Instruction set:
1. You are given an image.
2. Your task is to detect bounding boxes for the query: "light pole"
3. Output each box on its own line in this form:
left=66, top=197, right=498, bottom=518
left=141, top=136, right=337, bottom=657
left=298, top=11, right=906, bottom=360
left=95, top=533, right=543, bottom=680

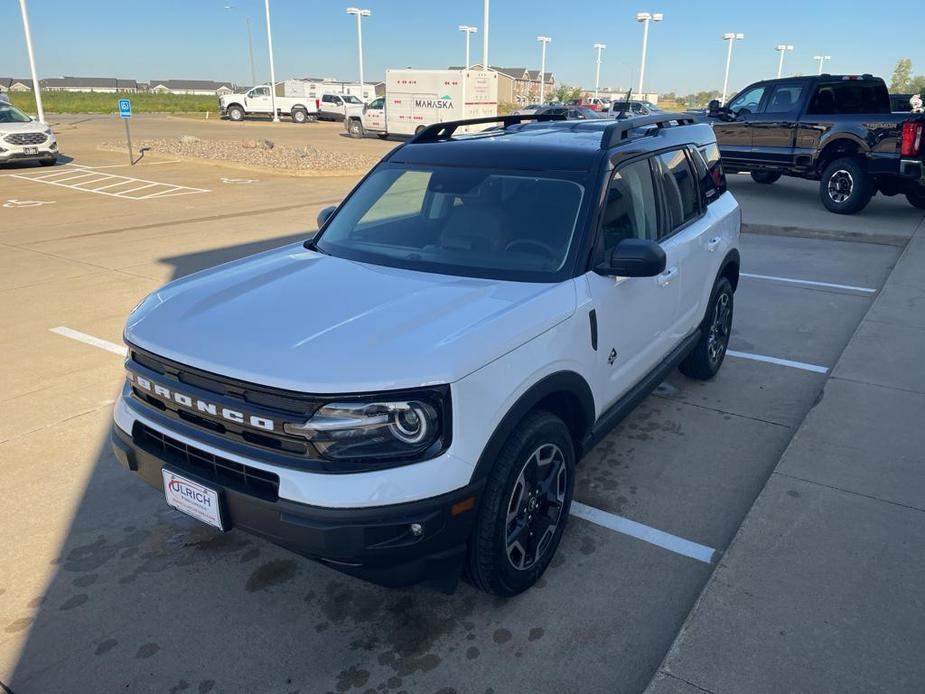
left=814, top=54, right=831, bottom=75
left=482, top=0, right=490, bottom=68
left=775, top=44, right=793, bottom=79
left=721, top=32, right=744, bottom=104
left=635, top=12, right=662, bottom=97
left=593, top=43, right=606, bottom=101
left=347, top=7, right=371, bottom=98
left=264, top=0, right=279, bottom=122
left=536, top=36, right=551, bottom=104
left=18, top=0, right=44, bottom=123
left=459, top=25, right=477, bottom=68
left=224, top=6, right=258, bottom=88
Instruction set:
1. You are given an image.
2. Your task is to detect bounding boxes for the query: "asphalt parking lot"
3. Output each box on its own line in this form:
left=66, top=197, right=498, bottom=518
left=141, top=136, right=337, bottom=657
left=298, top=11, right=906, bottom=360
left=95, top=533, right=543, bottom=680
left=0, top=115, right=913, bottom=693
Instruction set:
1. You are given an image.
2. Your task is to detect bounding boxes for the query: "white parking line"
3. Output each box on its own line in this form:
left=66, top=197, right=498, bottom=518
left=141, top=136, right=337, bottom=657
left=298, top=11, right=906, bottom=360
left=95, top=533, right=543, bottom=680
left=742, top=272, right=876, bottom=294
left=49, top=326, right=127, bottom=356
left=8, top=169, right=209, bottom=200
left=570, top=502, right=716, bottom=563
left=727, top=350, right=828, bottom=374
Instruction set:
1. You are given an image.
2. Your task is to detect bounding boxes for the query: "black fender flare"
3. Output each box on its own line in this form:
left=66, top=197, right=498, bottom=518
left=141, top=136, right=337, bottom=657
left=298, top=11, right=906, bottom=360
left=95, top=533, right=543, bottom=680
left=719, top=248, right=740, bottom=291
left=470, top=371, right=596, bottom=484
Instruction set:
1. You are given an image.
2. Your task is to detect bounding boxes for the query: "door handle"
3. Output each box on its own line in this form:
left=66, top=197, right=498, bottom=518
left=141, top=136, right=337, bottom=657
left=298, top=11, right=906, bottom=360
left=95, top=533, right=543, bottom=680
left=657, top=267, right=678, bottom=287
left=706, top=237, right=721, bottom=252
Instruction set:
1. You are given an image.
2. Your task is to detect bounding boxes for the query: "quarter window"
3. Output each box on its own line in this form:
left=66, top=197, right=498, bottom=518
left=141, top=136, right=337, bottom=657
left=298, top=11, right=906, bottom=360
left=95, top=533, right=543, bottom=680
left=601, top=159, right=658, bottom=250
left=655, top=150, right=700, bottom=233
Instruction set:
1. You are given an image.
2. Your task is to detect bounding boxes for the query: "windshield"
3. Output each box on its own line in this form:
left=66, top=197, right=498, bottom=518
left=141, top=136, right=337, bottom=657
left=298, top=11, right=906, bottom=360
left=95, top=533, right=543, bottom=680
left=316, top=165, right=587, bottom=281
left=343, top=95, right=363, bottom=104
left=0, top=104, right=32, bottom=124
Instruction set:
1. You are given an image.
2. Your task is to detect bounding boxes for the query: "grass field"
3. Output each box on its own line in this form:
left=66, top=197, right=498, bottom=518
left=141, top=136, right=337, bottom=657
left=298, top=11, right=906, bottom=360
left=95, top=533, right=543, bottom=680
left=8, top=91, right=218, bottom=115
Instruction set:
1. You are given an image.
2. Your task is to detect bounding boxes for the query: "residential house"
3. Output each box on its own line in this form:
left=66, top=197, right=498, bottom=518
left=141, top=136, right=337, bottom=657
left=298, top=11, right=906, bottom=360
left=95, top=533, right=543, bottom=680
left=0, top=78, right=34, bottom=92
left=149, top=80, right=236, bottom=96
left=42, top=77, right=138, bottom=92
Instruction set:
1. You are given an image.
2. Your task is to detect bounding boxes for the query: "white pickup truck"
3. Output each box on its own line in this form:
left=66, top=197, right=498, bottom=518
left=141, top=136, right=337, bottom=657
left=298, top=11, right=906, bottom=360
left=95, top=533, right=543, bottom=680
left=219, top=85, right=320, bottom=124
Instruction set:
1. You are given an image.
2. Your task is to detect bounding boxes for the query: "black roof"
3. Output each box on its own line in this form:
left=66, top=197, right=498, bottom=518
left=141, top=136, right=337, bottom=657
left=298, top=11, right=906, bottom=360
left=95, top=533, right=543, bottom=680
left=387, top=115, right=714, bottom=173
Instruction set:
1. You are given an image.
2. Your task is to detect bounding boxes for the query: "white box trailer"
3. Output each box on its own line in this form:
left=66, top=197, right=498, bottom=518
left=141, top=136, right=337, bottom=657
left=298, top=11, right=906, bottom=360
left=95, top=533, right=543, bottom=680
left=282, top=80, right=376, bottom=103
left=345, top=69, right=498, bottom=138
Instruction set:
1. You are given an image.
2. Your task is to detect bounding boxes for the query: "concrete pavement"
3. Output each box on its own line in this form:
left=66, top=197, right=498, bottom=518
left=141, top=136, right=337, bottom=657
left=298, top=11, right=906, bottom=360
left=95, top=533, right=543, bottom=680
left=647, top=217, right=925, bottom=693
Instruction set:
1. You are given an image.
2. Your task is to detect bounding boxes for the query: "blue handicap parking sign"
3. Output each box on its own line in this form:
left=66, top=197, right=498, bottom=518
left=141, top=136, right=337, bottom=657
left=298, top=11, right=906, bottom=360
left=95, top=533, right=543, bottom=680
left=118, top=99, right=132, bottom=118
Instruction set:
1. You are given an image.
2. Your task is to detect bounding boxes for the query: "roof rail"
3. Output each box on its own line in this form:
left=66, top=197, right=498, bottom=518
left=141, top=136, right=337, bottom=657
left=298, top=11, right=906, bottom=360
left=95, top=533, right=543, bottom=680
left=600, top=113, right=697, bottom=149
left=409, top=113, right=567, bottom=143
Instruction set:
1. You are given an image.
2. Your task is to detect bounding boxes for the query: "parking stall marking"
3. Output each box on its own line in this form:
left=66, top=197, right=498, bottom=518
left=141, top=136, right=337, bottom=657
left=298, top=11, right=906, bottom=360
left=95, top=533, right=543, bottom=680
left=727, top=350, right=829, bottom=374
left=7, top=167, right=209, bottom=200
left=49, top=324, right=721, bottom=565
left=742, top=272, right=876, bottom=294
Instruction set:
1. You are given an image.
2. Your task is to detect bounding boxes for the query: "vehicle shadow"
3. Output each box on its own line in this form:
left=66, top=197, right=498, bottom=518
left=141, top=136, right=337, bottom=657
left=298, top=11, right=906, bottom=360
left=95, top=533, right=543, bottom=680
left=0, top=153, right=75, bottom=170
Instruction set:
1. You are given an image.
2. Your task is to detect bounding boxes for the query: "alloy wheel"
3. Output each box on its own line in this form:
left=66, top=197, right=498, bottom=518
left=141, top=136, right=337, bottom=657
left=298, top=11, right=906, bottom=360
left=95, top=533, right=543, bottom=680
left=827, top=169, right=854, bottom=204
left=707, top=292, right=731, bottom=364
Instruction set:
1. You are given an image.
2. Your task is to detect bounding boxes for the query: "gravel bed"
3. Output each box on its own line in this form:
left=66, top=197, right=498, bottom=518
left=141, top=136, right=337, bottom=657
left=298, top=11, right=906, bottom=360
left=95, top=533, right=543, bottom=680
left=99, top=135, right=379, bottom=173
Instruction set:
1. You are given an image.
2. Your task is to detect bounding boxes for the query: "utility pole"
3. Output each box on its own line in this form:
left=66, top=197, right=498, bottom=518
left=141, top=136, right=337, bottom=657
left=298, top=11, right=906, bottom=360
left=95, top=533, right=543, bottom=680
left=635, top=12, right=663, bottom=97
left=721, top=32, right=744, bottom=104
left=347, top=8, right=371, bottom=96
left=775, top=44, right=793, bottom=79
left=593, top=43, right=606, bottom=101
left=814, top=54, right=831, bottom=75
left=264, top=0, right=279, bottom=122
left=482, top=0, right=490, bottom=68
left=459, top=25, right=477, bottom=68
left=18, top=0, right=45, bottom=123
left=537, top=36, right=551, bottom=104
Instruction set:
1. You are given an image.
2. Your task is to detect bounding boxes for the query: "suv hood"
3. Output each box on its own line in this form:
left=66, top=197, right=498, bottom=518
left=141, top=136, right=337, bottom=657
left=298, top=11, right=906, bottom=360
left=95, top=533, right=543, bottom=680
left=126, top=244, right=577, bottom=393
left=0, top=121, right=49, bottom=135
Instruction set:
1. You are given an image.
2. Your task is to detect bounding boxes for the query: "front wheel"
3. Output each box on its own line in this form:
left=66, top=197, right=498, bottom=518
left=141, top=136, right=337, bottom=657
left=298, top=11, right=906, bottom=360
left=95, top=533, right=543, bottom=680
left=679, top=277, right=734, bottom=380
left=466, top=411, right=575, bottom=596
left=291, top=108, right=308, bottom=124
left=227, top=105, right=245, bottom=122
left=750, top=171, right=781, bottom=184
left=906, top=188, right=925, bottom=209
left=819, top=157, right=873, bottom=214
left=347, top=118, right=365, bottom=138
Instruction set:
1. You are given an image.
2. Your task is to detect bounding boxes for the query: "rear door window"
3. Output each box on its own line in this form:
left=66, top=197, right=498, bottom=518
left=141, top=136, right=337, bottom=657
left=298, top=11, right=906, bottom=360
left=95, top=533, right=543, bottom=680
left=694, top=143, right=727, bottom=204
left=763, top=84, right=804, bottom=113
left=654, top=150, right=700, bottom=235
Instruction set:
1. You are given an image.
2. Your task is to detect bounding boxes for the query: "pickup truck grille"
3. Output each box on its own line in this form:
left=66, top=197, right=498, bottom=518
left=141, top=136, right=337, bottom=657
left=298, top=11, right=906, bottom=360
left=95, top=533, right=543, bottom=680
left=4, top=132, right=47, bottom=145
left=127, top=345, right=324, bottom=460
left=134, top=422, right=280, bottom=501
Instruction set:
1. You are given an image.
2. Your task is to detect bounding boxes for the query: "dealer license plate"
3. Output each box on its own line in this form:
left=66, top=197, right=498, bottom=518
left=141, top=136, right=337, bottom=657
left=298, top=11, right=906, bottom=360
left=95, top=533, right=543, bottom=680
left=23, top=147, right=38, bottom=155
left=162, top=469, right=224, bottom=530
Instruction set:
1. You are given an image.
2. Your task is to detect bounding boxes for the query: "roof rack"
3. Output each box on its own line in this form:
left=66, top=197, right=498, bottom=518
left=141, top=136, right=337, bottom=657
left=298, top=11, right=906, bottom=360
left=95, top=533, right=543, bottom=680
left=409, top=113, right=567, bottom=143
left=599, top=113, right=697, bottom=149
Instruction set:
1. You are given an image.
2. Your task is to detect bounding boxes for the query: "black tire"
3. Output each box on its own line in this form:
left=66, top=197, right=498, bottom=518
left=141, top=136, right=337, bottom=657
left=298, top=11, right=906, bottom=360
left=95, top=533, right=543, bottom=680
left=227, top=105, right=245, bottom=122
left=750, top=171, right=781, bottom=184
left=906, top=189, right=925, bottom=209
left=679, top=277, right=734, bottom=381
left=819, top=157, right=873, bottom=214
left=466, top=411, right=575, bottom=596
left=291, top=108, right=308, bottom=124
left=347, top=118, right=365, bottom=138
left=39, top=158, right=57, bottom=167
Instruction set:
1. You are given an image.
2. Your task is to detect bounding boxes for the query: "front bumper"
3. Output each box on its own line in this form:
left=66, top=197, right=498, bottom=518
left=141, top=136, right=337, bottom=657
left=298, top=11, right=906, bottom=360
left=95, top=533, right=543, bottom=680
left=0, top=139, right=57, bottom=163
left=111, top=423, right=482, bottom=588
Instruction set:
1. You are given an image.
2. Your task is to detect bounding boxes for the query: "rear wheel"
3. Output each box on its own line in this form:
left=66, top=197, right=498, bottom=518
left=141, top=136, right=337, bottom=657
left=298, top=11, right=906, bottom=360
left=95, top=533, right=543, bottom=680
left=227, top=105, right=245, bottom=122
left=466, top=411, right=575, bottom=596
left=291, top=108, right=308, bottom=124
left=750, top=171, right=781, bottom=184
left=819, top=157, right=873, bottom=214
left=906, top=188, right=925, bottom=209
left=347, top=118, right=365, bottom=138
left=679, top=277, right=734, bottom=380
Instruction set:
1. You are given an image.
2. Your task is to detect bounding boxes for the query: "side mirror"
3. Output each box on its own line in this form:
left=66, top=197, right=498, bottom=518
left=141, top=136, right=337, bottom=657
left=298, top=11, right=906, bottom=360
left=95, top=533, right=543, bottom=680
left=707, top=99, right=721, bottom=117
left=316, top=205, right=336, bottom=229
left=594, top=239, right=666, bottom=278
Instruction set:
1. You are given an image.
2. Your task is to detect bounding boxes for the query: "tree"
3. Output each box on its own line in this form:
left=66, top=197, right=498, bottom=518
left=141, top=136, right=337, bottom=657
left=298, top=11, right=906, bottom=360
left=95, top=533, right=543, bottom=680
left=891, top=58, right=913, bottom=92
left=553, top=84, right=582, bottom=103
left=911, top=75, right=925, bottom=94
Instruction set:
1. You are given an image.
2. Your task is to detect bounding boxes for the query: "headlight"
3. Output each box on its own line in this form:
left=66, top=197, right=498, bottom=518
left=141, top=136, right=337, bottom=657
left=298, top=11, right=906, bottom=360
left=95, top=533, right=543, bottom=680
left=284, top=389, right=449, bottom=462
left=43, top=127, right=52, bottom=135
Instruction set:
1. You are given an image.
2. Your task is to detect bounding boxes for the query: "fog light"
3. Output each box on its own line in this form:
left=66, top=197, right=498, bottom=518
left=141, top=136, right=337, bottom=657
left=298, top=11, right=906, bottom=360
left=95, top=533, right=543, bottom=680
left=409, top=523, right=424, bottom=537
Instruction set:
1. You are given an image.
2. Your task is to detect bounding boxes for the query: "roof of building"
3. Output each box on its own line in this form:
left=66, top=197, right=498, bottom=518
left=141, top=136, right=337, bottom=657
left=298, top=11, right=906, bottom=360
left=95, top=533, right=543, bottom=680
left=0, top=78, right=33, bottom=87
left=150, top=80, right=234, bottom=90
left=42, top=77, right=139, bottom=89
left=525, top=70, right=555, bottom=84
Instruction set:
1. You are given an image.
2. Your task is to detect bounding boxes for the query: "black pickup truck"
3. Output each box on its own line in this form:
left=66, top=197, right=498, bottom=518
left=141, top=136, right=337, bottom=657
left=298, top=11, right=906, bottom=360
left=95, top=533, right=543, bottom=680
left=708, top=75, right=925, bottom=214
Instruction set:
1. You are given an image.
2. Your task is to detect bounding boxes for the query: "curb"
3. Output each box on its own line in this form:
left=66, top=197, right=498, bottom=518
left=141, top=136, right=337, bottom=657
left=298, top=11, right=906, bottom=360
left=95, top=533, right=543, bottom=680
left=741, top=221, right=909, bottom=246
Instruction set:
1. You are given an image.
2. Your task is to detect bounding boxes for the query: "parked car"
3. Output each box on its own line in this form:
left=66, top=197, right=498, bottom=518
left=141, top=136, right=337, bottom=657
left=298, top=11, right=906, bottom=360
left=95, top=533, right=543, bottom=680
left=603, top=100, right=663, bottom=118
left=0, top=102, right=58, bottom=166
left=219, top=85, right=319, bottom=124
left=112, top=112, right=740, bottom=596
left=567, top=97, right=607, bottom=111
left=514, top=104, right=544, bottom=116
left=709, top=75, right=925, bottom=212
left=535, top=106, right=604, bottom=120
left=318, top=93, right=365, bottom=122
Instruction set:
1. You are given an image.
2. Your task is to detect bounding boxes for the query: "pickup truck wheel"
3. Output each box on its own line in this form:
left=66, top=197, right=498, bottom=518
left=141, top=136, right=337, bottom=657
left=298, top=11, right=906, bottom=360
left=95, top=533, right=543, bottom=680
left=750, top=171, right=781, bottom=184
left=679, top=277, right=734, bottom=381
left=227, top=105, right=245, bottom=122
left=291, top=108, right=308, bottom=124
left=466, top=411, right=575, bottom=596
left=348, top=119, right=365, bottom=138
left=906, top=189, right=925, bottom=209
left=820, top=158, right=873, bottom=214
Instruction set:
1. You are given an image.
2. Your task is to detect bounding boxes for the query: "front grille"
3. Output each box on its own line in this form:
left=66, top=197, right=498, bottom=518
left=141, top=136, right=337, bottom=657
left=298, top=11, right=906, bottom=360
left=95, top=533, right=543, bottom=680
left=4, top=132, right=48, bottom=145
left=135, top=422, right=280, bottom=501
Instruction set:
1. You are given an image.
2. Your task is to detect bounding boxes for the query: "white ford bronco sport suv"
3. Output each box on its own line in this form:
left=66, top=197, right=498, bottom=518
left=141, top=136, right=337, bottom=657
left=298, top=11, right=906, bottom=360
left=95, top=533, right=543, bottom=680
left=112, top=113, right=740, bottom=596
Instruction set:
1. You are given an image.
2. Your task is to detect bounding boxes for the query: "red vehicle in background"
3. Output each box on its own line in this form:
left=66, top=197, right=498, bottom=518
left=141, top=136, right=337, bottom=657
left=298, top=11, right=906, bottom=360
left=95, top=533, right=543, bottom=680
left=567, top=97, right=608, bottom=111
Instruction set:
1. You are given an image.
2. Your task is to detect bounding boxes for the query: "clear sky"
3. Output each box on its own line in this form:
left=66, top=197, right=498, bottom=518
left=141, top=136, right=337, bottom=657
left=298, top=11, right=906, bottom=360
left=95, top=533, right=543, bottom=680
left=2, top=0, right=923, bottom=95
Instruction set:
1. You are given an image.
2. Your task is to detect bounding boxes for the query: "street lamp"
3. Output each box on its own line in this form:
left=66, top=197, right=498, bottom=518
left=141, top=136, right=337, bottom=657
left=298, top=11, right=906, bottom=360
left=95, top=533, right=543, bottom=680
left=482, top=0, right=490, bottom=68
left=17, top=0, right=44, bottom=123
left=536, top=36, right=551, bottom=104
left=721, top=32, right=745, bottom=104
left=814, top=54, right=831, bottom=75
left=346, top=8, right=371, bottom=99
left=635, top=12, right=662, bottom=97
left=459, top=25, right=477, bottom=68
left=775, top=44, right=794, bottom=79
left=264, top=0, right=279, bottom=122
left=225, top=5, right=257, bottom=88
left=593, top=43, right=606, bottom=101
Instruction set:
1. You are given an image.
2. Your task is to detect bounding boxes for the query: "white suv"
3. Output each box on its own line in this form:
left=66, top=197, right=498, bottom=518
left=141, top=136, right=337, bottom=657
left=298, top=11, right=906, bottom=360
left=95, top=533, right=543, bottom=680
left=0, top=102, right=58, bottom=166
left=112, top=113, right=740, bottom=596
